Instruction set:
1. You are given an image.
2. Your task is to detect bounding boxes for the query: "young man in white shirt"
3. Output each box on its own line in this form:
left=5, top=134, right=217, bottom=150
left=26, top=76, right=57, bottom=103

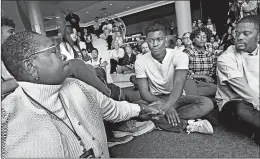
left=135, top=21, right=214, bottom=134
left=216, top=15, right=260, bottom=145
left=1, top=31, right=163, bottom=158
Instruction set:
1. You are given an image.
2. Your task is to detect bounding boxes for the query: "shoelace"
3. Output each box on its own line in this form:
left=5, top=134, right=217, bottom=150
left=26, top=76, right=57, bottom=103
left=186, top=121, right=203, bottom=135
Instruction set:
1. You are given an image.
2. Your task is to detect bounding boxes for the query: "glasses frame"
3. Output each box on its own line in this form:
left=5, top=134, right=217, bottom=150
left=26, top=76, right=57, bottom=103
left=25, top=44, right=61, bottom=59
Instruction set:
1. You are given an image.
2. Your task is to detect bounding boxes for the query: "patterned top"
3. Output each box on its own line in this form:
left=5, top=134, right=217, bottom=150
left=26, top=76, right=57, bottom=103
left=183, top=45, right=216, bottom=77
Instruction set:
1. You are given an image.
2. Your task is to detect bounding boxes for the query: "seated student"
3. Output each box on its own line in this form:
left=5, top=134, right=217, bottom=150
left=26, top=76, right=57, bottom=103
left=173, top=38, right=185, bottom=51
left=60, top=26, right=91, bottom=61
left=109, top=41, right=125, bottom=74
left=216, top=15, right=260, bottom=145
left=117, top=45, right=136, bottom=74
left=135, top=21, right=214, bottom=134
left=112, top=31, right=124, bottom=47
left=183, top=27, right=217, bottom=97
left=223, top=27, right=236, bottom=51
left=206, top=36, right=219, bottom=52
left=81, top=27, right=94, bottom=52
left=1, top=31, right=163, bottom=158
left=131, top=41, right=151, bottom=90
left=87, top=48, right=108, bottom=69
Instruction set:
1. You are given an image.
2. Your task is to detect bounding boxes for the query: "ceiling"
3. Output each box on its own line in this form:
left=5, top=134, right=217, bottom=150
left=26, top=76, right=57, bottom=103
left=41, top=1, right=160, bottom=23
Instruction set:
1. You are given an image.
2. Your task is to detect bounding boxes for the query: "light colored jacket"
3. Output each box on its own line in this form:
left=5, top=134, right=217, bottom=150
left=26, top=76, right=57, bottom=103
left=1, top=78, right=140, bottom=158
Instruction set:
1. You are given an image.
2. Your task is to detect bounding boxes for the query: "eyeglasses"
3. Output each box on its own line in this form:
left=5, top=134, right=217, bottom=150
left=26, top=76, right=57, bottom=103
left=25, top=44, right=61, bottom=59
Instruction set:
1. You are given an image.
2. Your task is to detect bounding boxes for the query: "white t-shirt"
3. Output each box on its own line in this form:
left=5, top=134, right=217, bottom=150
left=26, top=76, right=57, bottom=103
left=135, top=48, right=189, bottom=95
left=174, top=45, right=185, bottom=51
left=86, top=56, right=105, bottom=67
left=109, top=48, right=125, bottom=61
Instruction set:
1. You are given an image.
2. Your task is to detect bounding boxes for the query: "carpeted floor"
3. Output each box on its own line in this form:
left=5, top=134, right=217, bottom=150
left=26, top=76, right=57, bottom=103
left=109, top=86, right=260, bottom=158
left=110, top=108, right=260, bottom=158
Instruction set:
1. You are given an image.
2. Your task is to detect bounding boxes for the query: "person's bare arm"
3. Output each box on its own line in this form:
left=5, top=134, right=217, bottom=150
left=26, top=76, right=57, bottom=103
left=164, top=70, right=188, bottom=110
left=136, top=78, right=165, bottom=103
left=1, top=79, right=18, bottom=95
left=100, top=61, right=108, bottom=67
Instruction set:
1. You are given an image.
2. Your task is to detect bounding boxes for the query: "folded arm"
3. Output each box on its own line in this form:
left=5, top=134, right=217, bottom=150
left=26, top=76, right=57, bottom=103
left=226, top=77, right=259, bottom=110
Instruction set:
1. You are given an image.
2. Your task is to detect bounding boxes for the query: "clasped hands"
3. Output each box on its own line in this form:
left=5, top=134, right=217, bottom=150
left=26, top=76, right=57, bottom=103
left=139, top=101, right=181, bottom=126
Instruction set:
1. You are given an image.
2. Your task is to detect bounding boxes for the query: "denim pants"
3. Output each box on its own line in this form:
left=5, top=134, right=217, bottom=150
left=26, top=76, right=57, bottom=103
left=156, top=95, right=214, bottom=119
left=136, top=95, right=214, bottom=132
left=220, top=100, right=260, bottom=132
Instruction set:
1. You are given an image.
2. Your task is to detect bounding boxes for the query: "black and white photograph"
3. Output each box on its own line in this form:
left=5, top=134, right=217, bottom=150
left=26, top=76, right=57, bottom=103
left=1, top=0, right=259, bottom=158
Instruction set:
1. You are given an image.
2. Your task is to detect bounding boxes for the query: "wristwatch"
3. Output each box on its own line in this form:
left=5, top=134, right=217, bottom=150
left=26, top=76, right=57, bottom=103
left=139, top=104, right=146, bottom=115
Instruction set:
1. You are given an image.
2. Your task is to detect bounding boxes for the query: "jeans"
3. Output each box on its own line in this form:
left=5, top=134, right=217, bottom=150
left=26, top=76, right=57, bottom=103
left=156, top=95, right=214, bottom=119
left=220, top=100, right=260, bottom=130
left=136, top=95, right=214, bottom=132
left=110, top=59, right=118, bottom=73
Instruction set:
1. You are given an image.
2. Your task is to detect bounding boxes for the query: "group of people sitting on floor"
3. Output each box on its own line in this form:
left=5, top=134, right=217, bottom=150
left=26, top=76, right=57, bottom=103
left=1, top=14, right=259, bottom=158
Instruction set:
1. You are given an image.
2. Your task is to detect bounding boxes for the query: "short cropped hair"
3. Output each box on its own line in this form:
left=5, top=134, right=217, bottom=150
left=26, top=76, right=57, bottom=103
left=1, top=16, right=15, bottom=28
left=190, top=27, right=212, bottom=41
left=1, top=31, right=41, bottom=80
left=237, top=15, right=259, bottom=33
left=144, top=21, right=166, bottom=36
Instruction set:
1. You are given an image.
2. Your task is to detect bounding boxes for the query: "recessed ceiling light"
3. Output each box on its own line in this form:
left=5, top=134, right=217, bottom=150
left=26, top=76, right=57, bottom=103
left=86, top=12, right=89, bottom=13
left=109, top=4, right=112, bottom=5
left=127, top=7, right=130, bottom=9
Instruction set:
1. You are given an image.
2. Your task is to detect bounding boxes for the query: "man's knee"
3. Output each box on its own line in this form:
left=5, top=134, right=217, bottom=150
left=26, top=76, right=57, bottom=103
left=197, top=96, right=214, bottom=114
left=235, top=101, right=255, bottom=118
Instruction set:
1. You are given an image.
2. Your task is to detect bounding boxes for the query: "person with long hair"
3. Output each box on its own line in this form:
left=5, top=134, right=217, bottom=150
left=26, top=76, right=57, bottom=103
left=81, top=27, right=94, bottom=52
left=60, top=26, right=91, bottom=61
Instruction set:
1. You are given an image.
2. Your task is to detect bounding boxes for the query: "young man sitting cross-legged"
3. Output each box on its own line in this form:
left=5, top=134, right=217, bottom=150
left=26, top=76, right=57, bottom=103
left=135, top=21, right=215, bottom=134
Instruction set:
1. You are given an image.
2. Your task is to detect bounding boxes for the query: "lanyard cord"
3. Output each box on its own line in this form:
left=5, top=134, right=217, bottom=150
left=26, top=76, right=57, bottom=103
left=21, top=89, right=87, bottom=153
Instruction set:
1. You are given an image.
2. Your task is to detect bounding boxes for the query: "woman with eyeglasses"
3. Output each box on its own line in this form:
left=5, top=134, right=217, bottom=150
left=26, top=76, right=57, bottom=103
left=183, top=28, right=217, bottom=97
left=60, top=26, right=91, bottom=61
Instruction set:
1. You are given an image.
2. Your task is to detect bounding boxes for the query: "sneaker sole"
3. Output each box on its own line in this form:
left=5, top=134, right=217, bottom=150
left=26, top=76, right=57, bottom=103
left=113, top=131, right=134, bottom=138
left=107, top=136, right=134, bottom=148
left=133, top=121, right=156, bottom=137
left=202, top=120, right=214, bottom=134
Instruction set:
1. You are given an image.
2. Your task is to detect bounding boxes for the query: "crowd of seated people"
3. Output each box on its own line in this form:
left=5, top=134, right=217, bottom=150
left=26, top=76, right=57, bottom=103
left=1, top=11, right=259, bottom=158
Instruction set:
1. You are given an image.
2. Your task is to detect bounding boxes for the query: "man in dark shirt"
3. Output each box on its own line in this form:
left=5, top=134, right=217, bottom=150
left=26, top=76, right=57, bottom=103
left=65, top=9, right=80, bottom=31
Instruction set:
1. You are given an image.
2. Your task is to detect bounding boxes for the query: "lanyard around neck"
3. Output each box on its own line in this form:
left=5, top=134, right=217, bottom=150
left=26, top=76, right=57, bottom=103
left=21, top=89, right=87, bottom=153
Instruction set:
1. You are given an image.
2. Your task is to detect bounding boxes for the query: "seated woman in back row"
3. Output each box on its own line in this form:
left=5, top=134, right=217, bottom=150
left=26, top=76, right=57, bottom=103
left=60, top=26, right=91, bottom=61
left=183, top=27, right=217, bottom=97
left=117, top=45, right=136, bottom=74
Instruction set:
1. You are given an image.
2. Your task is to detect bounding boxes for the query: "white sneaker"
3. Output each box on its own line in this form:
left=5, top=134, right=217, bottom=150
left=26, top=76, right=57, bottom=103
left=186, top=119, right=214, bottom=135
